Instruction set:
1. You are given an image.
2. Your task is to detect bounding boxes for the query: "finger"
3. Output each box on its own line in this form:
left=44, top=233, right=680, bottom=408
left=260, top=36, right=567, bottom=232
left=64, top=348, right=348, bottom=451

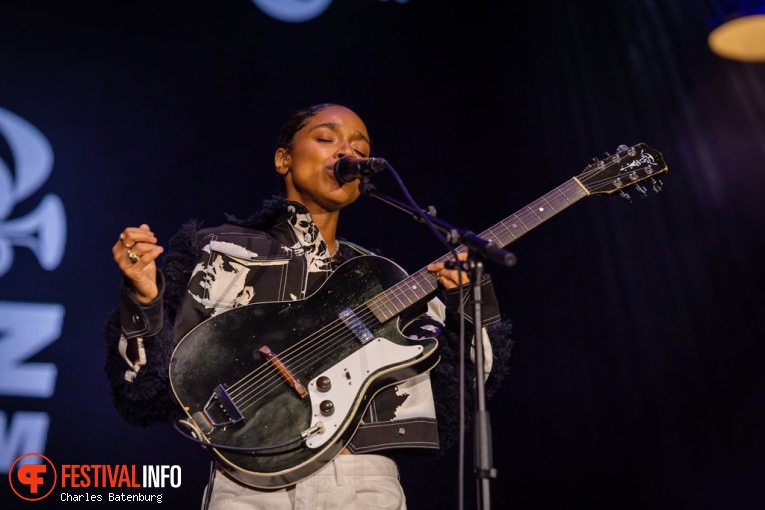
left=118, top=225, right=158, bottom=250
left=428, top=252, right=472, bottom=288
left=431, top=265, right=471, bottom=286
left=436, top=274, right=459, bottom=289
left=129, top=244, right=164, bottom=264
left=427, top=252, right=467, bottom=269
left=427, top=262, right=445, bottom=273
left=443, top=270, right=469, bottom=287
left=121, top=246, right=164, bottom=273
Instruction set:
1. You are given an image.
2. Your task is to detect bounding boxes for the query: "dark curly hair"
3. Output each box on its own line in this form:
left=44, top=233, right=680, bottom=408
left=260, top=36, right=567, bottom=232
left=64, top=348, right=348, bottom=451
left=276, top=103, right=340, bottom=151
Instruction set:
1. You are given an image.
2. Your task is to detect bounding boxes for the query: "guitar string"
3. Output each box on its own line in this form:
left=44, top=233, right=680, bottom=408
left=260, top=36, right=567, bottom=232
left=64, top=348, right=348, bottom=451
left=225, top=183, right=586, bottom=410
left=229, top=264, right=452, bottom=411
left=226, top=314, right=355, bottom=398
left=194, top=158, right=661, bottom=434
left=225, top=282, right=412, bottom=407
left=227, top=264, right=445, bottom=410
left=254, top=156, right=659, bottom=378
left=223, top=245, right=457, bottom=404
left=231, top=297, right=430, bottom=413
left=227, top=262, right=446, bottom=411
left=229, top=256, right=472, bottom=410
left=224, top=182, right=586, bottom=411
left=225, top=178, right=617, bottom=417
left=233, top=319, right=357, bottom=398
left=220, top=169, right=626, bottom=413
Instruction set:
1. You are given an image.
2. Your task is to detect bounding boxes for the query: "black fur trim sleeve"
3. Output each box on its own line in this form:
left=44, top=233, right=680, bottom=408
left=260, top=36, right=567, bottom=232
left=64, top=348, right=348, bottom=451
left=428, top=318, right=514, bottom=456
left=441, top=275, right=502, bottom=326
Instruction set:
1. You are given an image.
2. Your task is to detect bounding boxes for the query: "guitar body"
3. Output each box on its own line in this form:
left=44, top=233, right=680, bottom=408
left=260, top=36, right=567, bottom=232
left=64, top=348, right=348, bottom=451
left=169, top=255, right=440, bottom=489
left=168, top=142, right=667, bottom=489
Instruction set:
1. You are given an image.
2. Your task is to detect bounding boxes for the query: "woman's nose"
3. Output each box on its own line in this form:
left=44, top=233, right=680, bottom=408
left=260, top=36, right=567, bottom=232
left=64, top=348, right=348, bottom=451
left=335, top=140, right=355, bottom=158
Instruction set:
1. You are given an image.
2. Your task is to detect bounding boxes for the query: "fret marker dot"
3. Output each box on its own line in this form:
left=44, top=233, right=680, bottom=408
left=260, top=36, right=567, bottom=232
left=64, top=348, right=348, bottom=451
left=538, top=207, right=544, bottom=212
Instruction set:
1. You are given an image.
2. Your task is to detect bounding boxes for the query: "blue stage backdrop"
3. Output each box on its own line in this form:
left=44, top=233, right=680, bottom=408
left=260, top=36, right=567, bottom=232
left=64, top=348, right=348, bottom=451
left=2, top=1, right=764, bottom=508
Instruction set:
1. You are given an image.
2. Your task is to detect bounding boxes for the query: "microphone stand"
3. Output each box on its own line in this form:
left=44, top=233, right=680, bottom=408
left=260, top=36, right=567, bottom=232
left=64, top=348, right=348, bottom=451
left=360, top=181, right=513, bottom=510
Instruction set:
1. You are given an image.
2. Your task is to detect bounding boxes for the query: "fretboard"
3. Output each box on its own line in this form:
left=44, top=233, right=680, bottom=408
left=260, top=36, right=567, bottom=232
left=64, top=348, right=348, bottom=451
left=366, top=178, right=588, bottom=322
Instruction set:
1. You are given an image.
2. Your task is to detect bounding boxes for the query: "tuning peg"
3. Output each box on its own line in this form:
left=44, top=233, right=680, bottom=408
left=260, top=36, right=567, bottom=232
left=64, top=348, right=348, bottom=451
left=590, top=156, right=606, bottom=169
left=619, top=190, right=632, bottom=202
left=651, top=178, right=663, bottom=193
left=635, top=184, right=648, bottom=199
left=616, top=144, right=637, bottom=156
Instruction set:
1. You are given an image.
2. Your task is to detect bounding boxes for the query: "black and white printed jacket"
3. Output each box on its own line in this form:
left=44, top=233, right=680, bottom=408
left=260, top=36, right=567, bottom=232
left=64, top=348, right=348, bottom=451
left=103, top=197, right=513, bottom=458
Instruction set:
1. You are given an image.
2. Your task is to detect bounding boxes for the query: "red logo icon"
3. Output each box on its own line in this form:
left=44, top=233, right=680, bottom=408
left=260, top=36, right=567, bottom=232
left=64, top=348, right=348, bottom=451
left=9, top=453, right=57, bottom=501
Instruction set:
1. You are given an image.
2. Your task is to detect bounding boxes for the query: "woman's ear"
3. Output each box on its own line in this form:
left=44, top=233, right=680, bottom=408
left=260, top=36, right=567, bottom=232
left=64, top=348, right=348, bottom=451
left=275, top=148, right=290, bottom=175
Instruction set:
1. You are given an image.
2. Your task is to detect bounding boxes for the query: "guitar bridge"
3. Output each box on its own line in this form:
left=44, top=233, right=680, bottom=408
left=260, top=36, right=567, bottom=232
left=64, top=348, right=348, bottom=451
left=193, top=384, right=244, bottom=434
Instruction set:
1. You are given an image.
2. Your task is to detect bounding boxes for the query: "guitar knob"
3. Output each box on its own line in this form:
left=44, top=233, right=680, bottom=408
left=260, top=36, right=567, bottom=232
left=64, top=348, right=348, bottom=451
left=320, top=400, right=335, bottom=416
left=316, top=376, right=332, bottom=392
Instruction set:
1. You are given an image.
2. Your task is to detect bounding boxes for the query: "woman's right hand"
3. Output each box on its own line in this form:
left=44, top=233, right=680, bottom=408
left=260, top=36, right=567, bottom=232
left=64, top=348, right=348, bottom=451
left=112, top=224, right=164, bottom=303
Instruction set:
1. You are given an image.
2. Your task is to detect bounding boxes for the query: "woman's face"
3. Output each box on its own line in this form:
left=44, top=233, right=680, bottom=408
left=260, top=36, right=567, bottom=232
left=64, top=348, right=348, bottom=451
left=276, top=105, right=371, bottom=214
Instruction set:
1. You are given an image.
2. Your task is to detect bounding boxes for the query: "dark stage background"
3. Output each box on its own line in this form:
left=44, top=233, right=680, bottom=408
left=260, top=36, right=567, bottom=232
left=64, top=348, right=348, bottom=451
left=2, top=1, right=764, bottom=508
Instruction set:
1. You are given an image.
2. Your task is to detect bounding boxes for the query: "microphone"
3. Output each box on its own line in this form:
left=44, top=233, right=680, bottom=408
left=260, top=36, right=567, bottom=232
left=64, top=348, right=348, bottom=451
left=333, top=156, right=387, bottom=183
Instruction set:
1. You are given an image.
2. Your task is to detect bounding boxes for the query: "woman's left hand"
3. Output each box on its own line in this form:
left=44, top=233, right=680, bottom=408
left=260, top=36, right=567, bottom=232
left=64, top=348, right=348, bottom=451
left=427, top=252, right=470, bottom=289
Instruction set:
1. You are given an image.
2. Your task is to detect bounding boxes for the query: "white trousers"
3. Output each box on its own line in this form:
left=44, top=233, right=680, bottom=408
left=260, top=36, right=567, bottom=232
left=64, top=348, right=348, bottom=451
left=204, top=454, right=406, bottom=510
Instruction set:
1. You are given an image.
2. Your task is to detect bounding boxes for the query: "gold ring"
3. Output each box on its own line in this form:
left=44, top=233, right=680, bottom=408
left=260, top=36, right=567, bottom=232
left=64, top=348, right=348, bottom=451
left=119, top=233, right=135, bottom=249
left=128, top=251, right=139, bottom=263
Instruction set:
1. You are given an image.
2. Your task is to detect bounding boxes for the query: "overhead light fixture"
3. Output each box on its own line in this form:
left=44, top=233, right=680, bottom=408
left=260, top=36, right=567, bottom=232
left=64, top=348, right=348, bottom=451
left=708, top=2, right=765, bottom=61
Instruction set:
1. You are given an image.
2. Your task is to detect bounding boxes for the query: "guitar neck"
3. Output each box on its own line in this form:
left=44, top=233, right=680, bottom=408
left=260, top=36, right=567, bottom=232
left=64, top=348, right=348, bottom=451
left=367, top=177, right=589, bottom=322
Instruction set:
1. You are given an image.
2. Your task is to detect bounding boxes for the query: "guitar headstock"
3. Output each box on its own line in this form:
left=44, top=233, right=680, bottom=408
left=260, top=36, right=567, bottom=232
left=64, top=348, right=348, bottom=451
left=576, top=143, right=667, bottom=200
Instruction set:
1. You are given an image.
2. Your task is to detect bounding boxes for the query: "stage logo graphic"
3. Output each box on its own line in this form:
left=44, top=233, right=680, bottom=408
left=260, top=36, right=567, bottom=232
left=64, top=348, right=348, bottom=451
left=8, top=453, right=57, bottom=501
left=0, top=107, right=66, bottom=479
left=0, top=107, right=66, bottom=276
left=251, top=0, right=332, bottom=22
left=251, top=0, right=410, bottom=23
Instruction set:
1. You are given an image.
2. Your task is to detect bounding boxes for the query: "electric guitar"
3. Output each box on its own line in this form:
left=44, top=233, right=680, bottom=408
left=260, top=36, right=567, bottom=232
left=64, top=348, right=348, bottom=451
left=169, top=143, right=667, bottom=489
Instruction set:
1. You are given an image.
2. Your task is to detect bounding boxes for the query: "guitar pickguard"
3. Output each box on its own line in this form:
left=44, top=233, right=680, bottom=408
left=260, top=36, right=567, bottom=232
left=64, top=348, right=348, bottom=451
left=305, top=337, right=425, bottom=448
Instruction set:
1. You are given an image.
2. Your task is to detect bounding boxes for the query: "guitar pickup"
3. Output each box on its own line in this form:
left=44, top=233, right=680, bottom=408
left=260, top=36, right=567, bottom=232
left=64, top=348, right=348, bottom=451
left=338, top=307, right=374, bottom=344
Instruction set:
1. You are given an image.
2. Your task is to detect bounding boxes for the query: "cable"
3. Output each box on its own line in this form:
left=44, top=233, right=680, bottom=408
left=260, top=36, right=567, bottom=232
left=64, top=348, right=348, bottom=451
left=172, top=419, right=305, bottom=453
